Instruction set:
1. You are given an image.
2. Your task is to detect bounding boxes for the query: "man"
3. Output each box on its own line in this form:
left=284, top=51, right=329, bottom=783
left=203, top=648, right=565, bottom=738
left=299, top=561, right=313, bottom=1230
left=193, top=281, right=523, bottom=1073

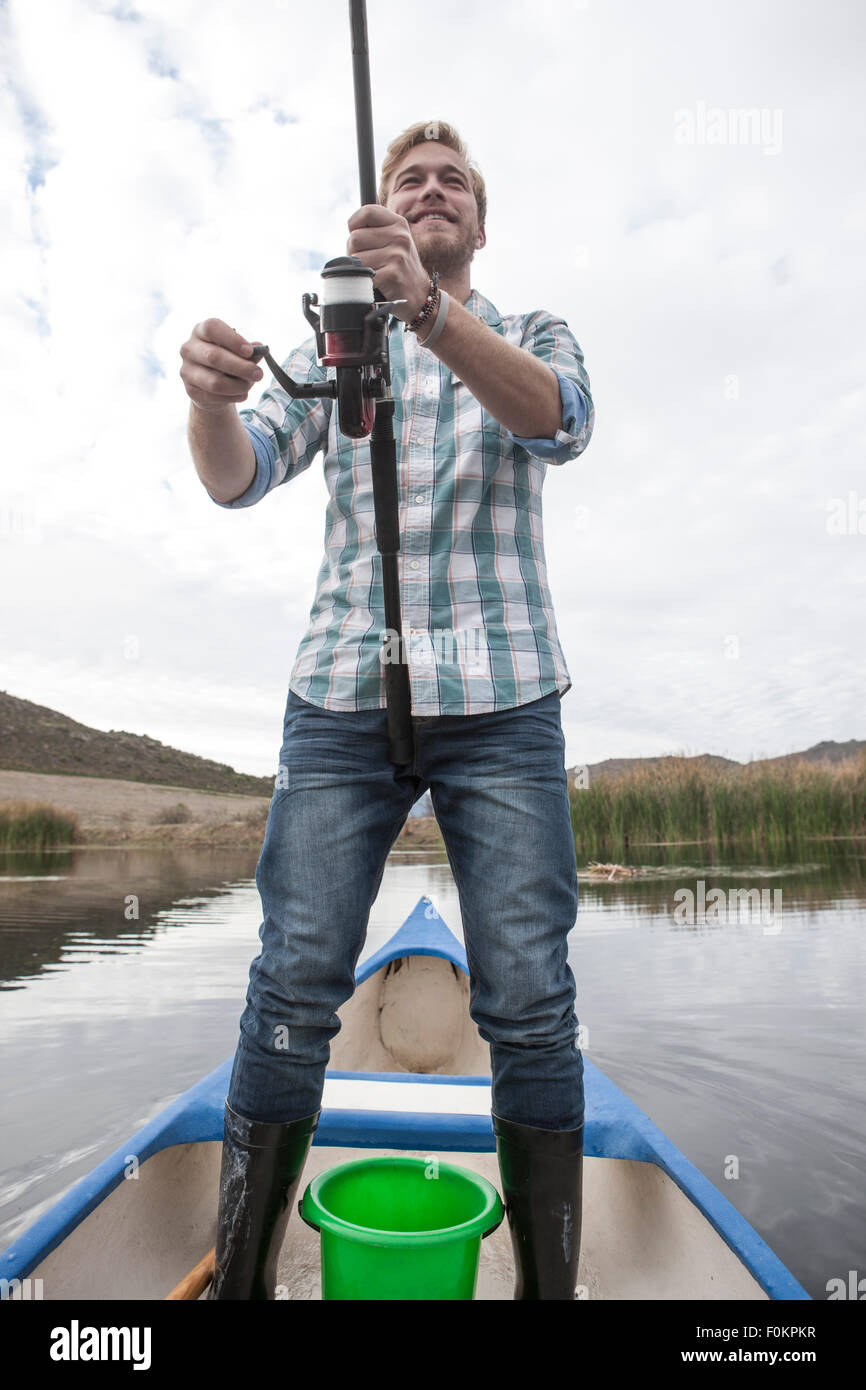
left=180, top=120, right=595, bottom=1300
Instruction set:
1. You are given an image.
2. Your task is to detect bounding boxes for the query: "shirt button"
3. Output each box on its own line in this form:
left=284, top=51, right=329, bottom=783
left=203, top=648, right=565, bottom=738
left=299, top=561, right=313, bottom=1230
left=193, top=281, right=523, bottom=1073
left=414, top=494, right=425, bottom=503
left=409, top=559, right=421, bottom=570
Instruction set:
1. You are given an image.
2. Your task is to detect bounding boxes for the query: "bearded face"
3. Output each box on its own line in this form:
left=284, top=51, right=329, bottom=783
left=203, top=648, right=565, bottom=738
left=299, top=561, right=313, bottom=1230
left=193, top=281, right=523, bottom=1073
left=387, top=142, right=486, bottom=282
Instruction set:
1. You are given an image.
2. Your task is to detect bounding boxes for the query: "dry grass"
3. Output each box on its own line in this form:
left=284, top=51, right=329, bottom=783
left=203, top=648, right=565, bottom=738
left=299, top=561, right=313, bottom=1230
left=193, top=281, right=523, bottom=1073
left=570, top=751, right=866, bottom=857
left=0, top=799, right=82, bottom=850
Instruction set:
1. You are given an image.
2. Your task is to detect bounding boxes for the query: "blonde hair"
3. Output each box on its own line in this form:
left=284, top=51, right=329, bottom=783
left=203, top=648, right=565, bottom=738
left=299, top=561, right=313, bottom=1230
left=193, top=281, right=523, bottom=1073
left=378, top=119, right=487, bottom=230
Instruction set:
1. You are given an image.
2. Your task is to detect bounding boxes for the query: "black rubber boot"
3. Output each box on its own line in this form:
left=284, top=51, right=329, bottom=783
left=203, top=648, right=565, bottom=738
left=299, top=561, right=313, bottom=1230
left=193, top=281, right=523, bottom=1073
left=492, top=1112, right=584, bottom=1300
left=208, top=1101, right=320, bottom=1300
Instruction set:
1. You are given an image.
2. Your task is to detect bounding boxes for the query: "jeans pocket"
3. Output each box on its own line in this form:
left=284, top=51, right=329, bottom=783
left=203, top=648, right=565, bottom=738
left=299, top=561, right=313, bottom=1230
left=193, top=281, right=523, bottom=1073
left=287, top=689, right=315, bottom=712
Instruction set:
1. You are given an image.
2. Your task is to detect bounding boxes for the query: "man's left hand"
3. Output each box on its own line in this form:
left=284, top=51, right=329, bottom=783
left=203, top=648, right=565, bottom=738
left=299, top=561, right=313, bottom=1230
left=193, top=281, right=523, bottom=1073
left=346, top=205, right=431, bottom=324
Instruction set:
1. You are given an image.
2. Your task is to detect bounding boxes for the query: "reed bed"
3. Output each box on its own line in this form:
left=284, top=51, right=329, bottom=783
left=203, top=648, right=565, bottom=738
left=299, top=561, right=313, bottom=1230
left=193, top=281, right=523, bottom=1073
left=570, top=753, right=866, bottom=858
left=0, top=800, right=81, bottom=851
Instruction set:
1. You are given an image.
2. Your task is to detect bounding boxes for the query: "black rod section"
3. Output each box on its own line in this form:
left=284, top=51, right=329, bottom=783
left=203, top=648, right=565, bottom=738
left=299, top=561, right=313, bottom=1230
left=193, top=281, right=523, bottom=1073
left=350, top=0, right=378, bottom=209
left=348, top=0, right=414, bottom=766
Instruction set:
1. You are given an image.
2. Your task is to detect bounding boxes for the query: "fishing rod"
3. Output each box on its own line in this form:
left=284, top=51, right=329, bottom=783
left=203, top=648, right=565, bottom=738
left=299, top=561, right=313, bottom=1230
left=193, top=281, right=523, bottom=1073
left=250, top=0, right=414, bottom=768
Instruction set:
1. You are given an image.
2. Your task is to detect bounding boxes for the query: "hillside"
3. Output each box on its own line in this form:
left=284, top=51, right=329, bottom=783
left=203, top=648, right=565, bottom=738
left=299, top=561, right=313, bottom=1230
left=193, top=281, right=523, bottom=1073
left=0, top=690, right=272, bottom=796
left=580, top=752, right=739, bottom=781
left=748, top=739, right=866, bottom=769
left=569, top=740, right=866, bottom=785
left=2, top=689, right=862, bottom=801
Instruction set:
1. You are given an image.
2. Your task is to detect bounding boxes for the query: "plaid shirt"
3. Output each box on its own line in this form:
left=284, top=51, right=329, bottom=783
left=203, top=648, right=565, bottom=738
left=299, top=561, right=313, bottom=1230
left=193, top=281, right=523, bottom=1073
left=209, top=287, right=594, bottom=715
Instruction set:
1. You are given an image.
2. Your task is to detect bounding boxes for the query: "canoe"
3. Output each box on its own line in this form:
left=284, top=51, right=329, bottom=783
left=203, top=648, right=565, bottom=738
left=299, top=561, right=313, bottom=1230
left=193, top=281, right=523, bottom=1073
left=0, top=895, right=810, bottom=1300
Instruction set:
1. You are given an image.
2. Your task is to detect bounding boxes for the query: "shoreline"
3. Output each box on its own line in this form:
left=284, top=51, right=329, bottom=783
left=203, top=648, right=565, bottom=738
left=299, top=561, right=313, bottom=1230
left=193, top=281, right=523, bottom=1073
left=0, top=768, right=445, bottom=853
left=4, top=769, right=863, bottom=858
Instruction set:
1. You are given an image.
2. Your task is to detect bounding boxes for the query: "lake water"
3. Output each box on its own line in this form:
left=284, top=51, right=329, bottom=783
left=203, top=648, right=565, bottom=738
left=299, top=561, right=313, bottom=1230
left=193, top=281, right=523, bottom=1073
left=1, top=838, right=864, bottom=1301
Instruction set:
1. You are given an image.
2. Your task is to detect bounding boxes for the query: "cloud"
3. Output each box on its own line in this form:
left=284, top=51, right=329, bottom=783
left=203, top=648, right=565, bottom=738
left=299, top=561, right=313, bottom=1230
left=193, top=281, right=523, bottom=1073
left=1, top=0, right=863, bottom=775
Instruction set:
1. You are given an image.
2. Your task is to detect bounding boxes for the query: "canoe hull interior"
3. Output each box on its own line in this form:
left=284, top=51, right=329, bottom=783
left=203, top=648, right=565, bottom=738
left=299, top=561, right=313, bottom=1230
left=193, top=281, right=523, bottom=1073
left=3, top=898, right=805, bottom=1300
left=330, top=953, right=489, bottom=1076
left=21, top=1140, right=768, bottom=1301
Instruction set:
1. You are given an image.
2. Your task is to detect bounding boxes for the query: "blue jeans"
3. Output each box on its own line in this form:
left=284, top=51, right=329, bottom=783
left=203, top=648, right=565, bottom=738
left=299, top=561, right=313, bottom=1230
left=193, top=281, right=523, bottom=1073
left=226, top=687, right=583, bottom=1131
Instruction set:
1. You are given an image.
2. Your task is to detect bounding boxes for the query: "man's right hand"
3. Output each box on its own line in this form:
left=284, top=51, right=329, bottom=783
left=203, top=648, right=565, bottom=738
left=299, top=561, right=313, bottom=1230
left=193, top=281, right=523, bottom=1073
left=179, top=318, right=264, bottom=411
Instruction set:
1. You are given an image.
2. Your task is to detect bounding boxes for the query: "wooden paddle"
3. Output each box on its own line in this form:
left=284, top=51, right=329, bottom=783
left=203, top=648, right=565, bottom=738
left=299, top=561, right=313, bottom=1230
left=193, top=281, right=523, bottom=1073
left=166, top=1246, right=216, bottom=1300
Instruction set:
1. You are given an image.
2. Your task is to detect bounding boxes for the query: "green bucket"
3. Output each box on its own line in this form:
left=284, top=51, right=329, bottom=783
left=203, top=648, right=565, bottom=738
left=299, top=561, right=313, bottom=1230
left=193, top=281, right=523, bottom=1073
left=300, top=1156, right=504, bottom=1300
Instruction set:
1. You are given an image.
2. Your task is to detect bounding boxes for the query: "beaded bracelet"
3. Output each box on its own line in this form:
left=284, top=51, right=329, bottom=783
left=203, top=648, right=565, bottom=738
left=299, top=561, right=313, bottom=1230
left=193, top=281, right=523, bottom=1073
left=405, top=269, right=440, bottom=335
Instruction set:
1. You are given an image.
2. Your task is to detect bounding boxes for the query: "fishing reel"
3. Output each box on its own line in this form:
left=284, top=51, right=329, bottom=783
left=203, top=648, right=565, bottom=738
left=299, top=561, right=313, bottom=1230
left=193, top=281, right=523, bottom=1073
left=250, top=256, right=407, bottom=439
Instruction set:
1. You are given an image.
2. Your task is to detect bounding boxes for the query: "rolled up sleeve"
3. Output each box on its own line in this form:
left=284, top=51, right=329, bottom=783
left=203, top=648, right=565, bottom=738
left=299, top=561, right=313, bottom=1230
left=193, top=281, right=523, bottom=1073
left=207, top=423, right=277, bottom=509
left=206, top=336, right=332, bottom=509
left=507, top=311, right=595, bottom=465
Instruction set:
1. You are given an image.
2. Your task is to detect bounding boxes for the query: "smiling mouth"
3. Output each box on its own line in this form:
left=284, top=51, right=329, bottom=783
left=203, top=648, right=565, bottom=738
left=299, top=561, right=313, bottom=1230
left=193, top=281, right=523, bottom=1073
left=414, top=215, right=453, bottom=226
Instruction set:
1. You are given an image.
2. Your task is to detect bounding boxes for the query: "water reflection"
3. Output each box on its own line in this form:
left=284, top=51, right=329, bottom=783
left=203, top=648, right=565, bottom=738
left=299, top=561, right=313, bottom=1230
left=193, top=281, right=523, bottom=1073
left=0, top=839, right=864, bottom=1299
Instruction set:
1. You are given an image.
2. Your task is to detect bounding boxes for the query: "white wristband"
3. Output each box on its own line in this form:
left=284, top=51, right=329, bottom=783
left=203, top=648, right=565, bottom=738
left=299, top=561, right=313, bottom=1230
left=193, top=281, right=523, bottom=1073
left=419, top=290, right=449, bottom=349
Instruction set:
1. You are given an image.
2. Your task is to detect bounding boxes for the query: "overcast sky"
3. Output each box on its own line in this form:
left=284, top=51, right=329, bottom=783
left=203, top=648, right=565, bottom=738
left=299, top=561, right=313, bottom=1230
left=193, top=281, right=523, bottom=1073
left=1, top=0, right=863, bottom=778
